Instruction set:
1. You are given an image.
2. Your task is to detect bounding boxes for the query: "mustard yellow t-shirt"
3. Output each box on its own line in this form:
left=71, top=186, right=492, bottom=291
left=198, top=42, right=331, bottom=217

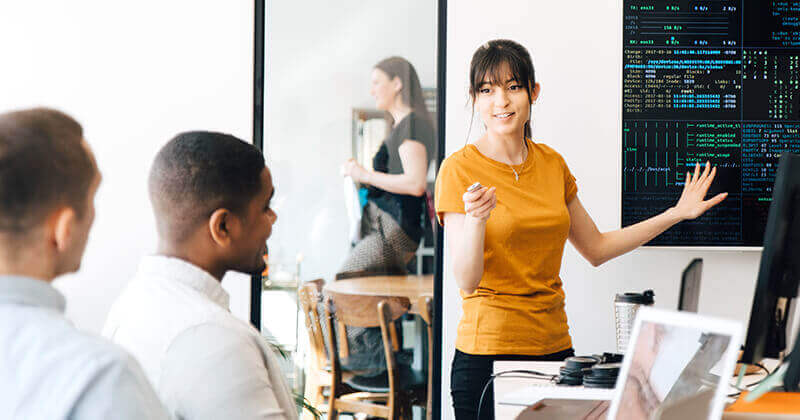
left=435, top=139, right=578, bottom=356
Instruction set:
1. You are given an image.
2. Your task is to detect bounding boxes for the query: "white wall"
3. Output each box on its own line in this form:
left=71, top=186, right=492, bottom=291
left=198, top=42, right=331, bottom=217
left=0, top=1, right=254, bottom=332
left=263, top=1, right=437, bottom=281
left=442, top=2, right=762, bottom=417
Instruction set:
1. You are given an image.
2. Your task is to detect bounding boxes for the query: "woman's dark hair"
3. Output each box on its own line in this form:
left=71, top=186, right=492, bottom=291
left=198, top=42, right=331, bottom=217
left=469, top=39, right=536, bottom=138
left=374, top=56, right=433, bottom=126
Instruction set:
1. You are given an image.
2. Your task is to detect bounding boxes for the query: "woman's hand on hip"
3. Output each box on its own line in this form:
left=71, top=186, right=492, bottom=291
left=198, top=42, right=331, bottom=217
left=463, top=186, right=496, bottom=221
left=672, top=161, right=728, bottom=221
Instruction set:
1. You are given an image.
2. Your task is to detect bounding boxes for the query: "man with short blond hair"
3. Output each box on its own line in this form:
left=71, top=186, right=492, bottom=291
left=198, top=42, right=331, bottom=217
left=0, top=108, right=170, bottom=419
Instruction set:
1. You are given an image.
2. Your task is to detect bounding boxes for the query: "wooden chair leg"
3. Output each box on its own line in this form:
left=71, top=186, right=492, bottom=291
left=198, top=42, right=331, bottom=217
left=388, top=394, right=399, bottom=420
left=327, top=388, right=339, bottom=420
left=402, top=395, right=414, bottom=420
left=327, top=406, right=339, bottom=420
left=392, top=393, right=410, bottom=420
left=314, top=384, right=325, bottom=412
left=394, top=397, right=404, bottom=420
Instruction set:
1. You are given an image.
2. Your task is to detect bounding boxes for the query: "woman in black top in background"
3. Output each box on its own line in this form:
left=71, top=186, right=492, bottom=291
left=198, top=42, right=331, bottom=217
left=341, top=56, right=436, bottom=276
left=331, top=57, right=435, bottom=375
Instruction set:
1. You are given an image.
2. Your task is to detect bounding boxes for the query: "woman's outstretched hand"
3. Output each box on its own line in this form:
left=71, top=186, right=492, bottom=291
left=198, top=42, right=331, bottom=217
left=672, top=161, right=728, bottom=221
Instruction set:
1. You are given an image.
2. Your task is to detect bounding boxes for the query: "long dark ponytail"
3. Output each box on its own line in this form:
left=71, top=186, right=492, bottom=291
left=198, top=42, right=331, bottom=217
left=374, top=56, right=434, bottom=127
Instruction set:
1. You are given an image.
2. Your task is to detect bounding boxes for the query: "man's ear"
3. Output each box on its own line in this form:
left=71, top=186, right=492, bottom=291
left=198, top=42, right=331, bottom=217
left=208, top=209, right=240, bottom=247
left=51, top=207, right=76, bottom=252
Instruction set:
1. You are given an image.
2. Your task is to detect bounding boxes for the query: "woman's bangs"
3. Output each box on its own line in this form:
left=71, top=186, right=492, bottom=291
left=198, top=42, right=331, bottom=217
left=472, top=50, right=530, bottom=93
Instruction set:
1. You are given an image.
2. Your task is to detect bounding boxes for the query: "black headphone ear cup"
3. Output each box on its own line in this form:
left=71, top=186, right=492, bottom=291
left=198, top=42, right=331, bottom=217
left=582, top=363, right=621, bottom=389
left=557, top=356, right=598, bottom=385
left=556, top=356, right=621, bottom=388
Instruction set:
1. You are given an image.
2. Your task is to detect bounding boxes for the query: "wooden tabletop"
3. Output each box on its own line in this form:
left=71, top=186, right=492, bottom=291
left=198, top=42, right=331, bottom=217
left=323, top=274, right=433, bottom=314
left=324, top=274, right=433, bottom=298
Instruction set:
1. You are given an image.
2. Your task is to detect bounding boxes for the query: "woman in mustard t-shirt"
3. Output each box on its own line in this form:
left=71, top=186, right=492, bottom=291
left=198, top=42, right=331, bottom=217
left=434, top=39, right=728, bottom=420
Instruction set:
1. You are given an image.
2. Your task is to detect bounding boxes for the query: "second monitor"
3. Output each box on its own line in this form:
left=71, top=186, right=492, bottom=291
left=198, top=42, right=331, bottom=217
left=740, top=153, right=800, bottom=379
left=679, top=258, right=703, bottom=313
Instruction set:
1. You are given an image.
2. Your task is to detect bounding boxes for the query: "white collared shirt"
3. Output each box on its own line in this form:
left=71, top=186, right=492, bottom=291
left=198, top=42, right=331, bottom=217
left=103, top=256, right=297, bottom=420
left=0, top=275, right=170, bottom=420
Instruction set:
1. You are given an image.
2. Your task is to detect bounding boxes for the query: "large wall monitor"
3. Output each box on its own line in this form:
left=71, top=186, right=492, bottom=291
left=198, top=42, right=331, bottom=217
left=622, top=1, right=800, bottom=246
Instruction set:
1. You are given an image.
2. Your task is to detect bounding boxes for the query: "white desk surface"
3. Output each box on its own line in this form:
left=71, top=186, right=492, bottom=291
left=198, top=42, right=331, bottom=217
left=494, top=359, right=782, bottom=419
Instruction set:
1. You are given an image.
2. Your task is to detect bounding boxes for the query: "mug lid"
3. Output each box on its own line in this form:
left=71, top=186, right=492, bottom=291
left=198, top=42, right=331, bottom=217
left=615, top=289, right=654, bottom=304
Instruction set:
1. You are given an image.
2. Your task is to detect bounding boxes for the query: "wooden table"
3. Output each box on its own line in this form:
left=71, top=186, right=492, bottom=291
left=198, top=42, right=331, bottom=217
left=323, top=274, right=433, bottom=314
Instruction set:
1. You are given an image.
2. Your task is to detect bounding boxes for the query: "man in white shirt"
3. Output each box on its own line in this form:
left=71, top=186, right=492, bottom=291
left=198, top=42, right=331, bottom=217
left=0, top=108, right=170, bottom=419
left=103, top=131, right=298, bottom=420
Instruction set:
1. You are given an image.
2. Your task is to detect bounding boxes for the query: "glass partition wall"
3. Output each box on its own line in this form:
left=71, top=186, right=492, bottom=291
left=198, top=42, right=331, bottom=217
left=255, top=2, right=443, bottom=418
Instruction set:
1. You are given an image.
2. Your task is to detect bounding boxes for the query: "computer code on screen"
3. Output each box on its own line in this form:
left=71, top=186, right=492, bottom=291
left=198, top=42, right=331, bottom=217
left=622, top=0, right=800, bottom=246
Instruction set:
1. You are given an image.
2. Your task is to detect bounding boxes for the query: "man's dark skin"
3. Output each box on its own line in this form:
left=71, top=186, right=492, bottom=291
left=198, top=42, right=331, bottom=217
left=156, top=167, right=277, bottom=281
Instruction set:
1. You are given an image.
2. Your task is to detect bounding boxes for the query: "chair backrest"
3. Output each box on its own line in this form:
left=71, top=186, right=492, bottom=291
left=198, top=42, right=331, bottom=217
left=325, top=290, right=410, bottom=328
left=304, top=278, right=324, bottom=292
left=298, top=280, right=327, bottom=370
left=324, top=292, right=411, bottom=420
left=323, top=291, right=411, bottom=384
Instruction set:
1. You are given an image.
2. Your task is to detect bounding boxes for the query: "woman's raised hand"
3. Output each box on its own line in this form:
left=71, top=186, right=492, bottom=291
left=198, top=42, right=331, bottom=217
left=672, top=161, right=728, bottom=221
left=463, top=186, right=497, bottom=221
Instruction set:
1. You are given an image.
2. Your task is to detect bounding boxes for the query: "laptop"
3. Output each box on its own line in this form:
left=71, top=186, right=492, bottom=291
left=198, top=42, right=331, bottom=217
left=679, top=258, right=703, bottom=312
left=504, top=308, right=743, bottom=420
left=514, top=390, right=716, bottom=420
left=607, top=307, right=743, bottom=420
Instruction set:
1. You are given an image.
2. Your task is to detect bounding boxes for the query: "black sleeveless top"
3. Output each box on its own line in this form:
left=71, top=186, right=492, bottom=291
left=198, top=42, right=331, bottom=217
left=367, top=112, right=436, bottom=243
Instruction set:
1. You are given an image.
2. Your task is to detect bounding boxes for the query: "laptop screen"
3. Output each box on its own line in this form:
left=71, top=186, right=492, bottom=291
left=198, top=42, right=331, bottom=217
left=609, top=308, right=742, bottom=420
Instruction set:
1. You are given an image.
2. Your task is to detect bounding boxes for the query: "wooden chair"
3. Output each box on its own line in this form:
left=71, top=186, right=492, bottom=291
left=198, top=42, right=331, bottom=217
left=298, top=280, right=329, bottom=417
left=329, top=272, right=405, bottom=360
left=418, top=296, right=433, bottom=420
left=324, top=291, right=426, bottom=420
left=299, top=280, right=384, bottom=419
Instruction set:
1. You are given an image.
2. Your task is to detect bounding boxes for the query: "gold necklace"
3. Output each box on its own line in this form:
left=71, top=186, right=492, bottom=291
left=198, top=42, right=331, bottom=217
left=508, top=140, right=528, bottom=181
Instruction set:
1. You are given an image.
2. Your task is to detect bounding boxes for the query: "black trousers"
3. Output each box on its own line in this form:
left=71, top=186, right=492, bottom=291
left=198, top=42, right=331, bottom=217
left=450, top=348, right=575, bottom=420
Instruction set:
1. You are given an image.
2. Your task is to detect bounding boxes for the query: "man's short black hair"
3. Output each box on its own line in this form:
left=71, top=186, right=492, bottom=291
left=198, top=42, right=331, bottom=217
left=149, top=131, right=266, bottom=244
left=0, top=108, right=95, bottom=234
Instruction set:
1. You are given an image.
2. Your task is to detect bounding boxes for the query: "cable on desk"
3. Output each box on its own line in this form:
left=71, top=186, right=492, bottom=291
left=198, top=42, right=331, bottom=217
left=754, top=362, right=771, bottom=376
left=728, top=362, right=776, bottom=398
left=477, top=369, right=557, bottom=418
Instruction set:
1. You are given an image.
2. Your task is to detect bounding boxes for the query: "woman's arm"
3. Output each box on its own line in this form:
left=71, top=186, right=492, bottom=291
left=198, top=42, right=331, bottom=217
left=443, top=186, right=497, bottom=294
left=568, top=162, right=727, bottom=267
left=567, top=197, right=681, bottom=267
left=343, top=139, right=428, bottom=196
